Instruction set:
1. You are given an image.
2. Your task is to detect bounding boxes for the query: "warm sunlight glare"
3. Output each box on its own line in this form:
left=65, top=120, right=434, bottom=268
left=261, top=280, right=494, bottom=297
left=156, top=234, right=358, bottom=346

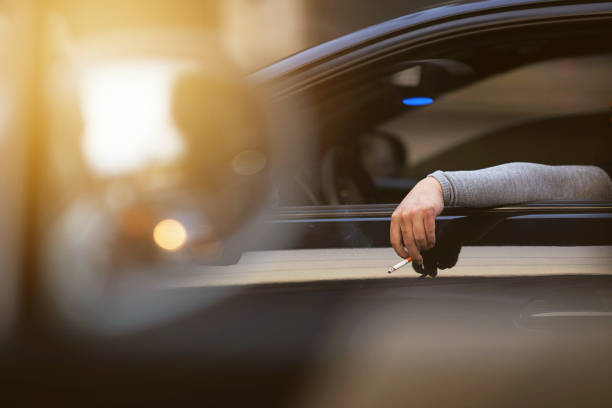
left=153, top=218, right=187, bottom=252
left=79, top=59, right=187, bottom=176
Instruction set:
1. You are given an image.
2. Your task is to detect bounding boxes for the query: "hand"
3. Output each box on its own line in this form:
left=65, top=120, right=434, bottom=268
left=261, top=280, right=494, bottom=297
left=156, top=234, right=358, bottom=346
left=390, top=176, right=444, bottom=265
left=413, top=214, right=505, bottom=276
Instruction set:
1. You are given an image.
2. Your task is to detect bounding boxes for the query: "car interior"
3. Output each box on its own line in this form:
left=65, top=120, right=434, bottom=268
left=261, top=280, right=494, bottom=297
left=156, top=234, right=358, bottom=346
left=281, top=27, right=612, bottom=206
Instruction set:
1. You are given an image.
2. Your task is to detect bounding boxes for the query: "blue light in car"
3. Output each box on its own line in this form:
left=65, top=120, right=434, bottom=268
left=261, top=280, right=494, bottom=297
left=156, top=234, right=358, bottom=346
left=402, top=97, right=434, bottom=106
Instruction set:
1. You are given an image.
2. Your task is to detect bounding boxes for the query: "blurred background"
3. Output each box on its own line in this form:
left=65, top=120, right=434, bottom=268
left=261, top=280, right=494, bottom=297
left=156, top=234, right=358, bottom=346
left=0, top=0, right=441, bottom=343
left=1, top=0, right=439, bottom=388
left=47, top=0, right=433, bottom=71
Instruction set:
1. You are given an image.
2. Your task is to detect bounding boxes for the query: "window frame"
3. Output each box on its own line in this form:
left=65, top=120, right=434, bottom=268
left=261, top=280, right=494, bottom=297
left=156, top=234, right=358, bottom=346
left=255, top=7, right=612, bottom=253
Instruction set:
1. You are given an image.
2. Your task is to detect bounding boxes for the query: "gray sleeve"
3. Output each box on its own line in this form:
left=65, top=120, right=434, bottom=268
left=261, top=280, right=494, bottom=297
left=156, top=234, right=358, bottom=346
left=428, top=162, right=612, bottom=207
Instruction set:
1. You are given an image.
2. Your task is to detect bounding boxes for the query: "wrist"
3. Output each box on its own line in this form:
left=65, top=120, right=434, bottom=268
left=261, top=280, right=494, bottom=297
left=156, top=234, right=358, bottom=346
left=424, top=176, right=443, bottom=194
left=427, top=171, right=452, bottom=206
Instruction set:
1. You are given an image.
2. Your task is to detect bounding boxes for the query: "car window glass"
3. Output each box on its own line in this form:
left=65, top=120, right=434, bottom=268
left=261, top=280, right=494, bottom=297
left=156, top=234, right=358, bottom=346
left=374, top=53, right=612, bottom=183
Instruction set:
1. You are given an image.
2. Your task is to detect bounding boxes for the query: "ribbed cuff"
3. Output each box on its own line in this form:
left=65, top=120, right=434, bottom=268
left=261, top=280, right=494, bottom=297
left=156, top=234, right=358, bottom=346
left=428, top=170, right=454, bottom=206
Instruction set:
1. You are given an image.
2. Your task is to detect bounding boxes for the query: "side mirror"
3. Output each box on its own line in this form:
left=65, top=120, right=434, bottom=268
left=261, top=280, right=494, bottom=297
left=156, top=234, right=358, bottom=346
left=42, top=37, right=279, bottom=334
left=103, top=69, right=272, bottom=267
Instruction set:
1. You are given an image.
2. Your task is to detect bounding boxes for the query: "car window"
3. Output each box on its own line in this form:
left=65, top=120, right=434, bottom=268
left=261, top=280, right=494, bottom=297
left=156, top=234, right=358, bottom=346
left=375, top=54, right=612, bottom=181
left=272, top=35, right=612, bottom=208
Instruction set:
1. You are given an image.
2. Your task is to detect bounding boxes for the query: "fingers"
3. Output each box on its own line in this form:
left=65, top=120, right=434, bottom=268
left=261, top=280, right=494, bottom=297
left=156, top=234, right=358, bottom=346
left=390, top=209, right=437, bottom=265
left=424, top=209, right=436, bottom=249
left=412, top=215, right=428, bottom=252
left=390, top=213, right=409, bottom=259
left=399, top=215, right=423, bottom=265
left=390, top=176, right=443, bottom=264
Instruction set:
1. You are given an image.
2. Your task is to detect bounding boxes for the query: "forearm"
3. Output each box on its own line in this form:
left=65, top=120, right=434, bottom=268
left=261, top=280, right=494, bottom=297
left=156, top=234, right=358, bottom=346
left=429, top=162, right=612, bottom=207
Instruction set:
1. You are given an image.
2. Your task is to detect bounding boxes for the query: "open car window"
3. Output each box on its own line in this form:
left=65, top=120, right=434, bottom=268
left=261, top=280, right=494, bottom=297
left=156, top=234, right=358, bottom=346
left=260, top=28, right=612, bottom=280
left=372, top=54, right=612, bottom=191
left=272, top=31, right=612, bottom=207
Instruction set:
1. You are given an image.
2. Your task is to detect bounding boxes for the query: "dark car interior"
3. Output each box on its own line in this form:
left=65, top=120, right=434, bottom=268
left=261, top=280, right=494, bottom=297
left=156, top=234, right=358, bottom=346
left=280, top=24, right=612, bottom=206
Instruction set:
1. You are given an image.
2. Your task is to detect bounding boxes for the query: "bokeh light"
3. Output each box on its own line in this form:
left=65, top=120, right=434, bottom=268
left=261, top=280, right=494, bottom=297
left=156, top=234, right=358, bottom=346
left=153, top=219, right=187, bottom=251
left=231, top=149, right=267, bottom=176
left=79, top=58, right=188, bottom=176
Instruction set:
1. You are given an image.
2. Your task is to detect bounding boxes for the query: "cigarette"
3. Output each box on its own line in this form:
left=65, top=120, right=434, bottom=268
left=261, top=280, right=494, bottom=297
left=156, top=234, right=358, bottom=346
left=387, top=258, right=412, bottom=274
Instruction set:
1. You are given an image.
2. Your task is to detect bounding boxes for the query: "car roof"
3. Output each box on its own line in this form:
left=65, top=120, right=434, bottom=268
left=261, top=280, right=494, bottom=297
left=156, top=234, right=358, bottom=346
left=253, top=0, right=606, bottom=81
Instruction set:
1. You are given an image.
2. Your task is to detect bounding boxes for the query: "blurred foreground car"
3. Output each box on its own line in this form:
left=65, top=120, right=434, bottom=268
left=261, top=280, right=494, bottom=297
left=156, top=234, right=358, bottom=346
left=4, top=0, right=612, bottom=407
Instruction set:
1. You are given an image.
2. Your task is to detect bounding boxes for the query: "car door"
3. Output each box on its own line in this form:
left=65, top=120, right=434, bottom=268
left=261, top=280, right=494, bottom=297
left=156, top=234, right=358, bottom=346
left=250, top=0, right=612, bottom=260
left=199, top=6, right=612, bottom=405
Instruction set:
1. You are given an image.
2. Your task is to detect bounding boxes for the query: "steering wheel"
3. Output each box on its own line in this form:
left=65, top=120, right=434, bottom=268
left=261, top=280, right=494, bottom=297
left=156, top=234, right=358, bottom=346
left=321, top=147, right=379, bottom=205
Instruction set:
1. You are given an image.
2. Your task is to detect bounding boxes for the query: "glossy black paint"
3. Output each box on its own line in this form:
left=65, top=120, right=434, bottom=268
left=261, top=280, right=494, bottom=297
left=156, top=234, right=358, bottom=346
left=255, top=0, right=612, bottom=94
left=259, top=203, right=612, bottom=250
